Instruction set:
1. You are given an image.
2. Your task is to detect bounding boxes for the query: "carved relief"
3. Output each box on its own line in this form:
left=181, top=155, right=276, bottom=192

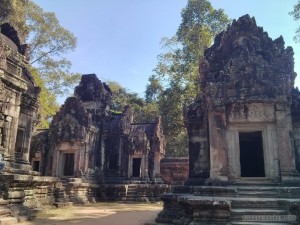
left=229, top=103, right=275, bottom=122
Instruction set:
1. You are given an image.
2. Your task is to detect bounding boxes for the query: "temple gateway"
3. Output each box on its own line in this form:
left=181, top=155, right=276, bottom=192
left=186, top=14, right=299, bottom=185
left=156, top=15, right=300, bottom=225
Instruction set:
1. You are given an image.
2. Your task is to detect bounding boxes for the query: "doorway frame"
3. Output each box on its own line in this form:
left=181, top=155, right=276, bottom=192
left=239, top=131, right=265, bottom=177
left=132, top=157, right=142, bottom=177
left=129, top=154, right=144, bottom=178
left=226, top=123, right=278, bottom=181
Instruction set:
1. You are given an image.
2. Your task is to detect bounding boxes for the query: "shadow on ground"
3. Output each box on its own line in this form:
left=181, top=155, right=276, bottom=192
left=19, top=203, right=162, bottom=225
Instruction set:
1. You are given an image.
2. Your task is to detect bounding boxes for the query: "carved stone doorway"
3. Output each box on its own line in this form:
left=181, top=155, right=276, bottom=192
left=132, top=158, right=142, bottom=177
left=63, top=153, right=74, bottom=176
left=239, top=131, right=265, bottom=177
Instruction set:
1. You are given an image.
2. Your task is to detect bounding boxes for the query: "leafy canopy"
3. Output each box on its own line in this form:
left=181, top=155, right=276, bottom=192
left=290, top=1, right=300, bottom=42
left=107, top=81, right=159, bottom=123
left=0, top=0, right=80, bottom=128
left=146, top=0, right=231, bottom=156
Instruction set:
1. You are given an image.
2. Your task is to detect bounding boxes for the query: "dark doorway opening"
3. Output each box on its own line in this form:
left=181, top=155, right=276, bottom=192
left=132, top=158, right=142, bottom=177
left=32, top=161, right=40, bottom=172
left=239, top=131, right=265, bottom=177
left=63, top=153, right=74, bottom=176
left=15, top=129, right=25, bottom=153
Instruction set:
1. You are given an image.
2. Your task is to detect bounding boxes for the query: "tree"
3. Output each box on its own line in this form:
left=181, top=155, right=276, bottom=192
left=25, top=1, right=80, bottom=96
left=0, top=0, right=28, bottom=39
left=290, top=1, right=300, bottom=42
left=107, top=81, right=159, bottom=123
left=0, top=0, right=80, bottom=128
left=147, top=0, right=231, bottom=156
left=30, top=67, right=60, bottom=128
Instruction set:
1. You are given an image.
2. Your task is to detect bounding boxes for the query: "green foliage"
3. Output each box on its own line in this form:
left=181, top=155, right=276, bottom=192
left=147, top=0, right=231, bottom=156
left=290, top=1, right=300, bottom=42
left=0, top=0, right=28, bottom=38
left=0, top=0, right=81, bottom=128
left=30, top=67, right=59, bottom=128
left=145, top=75, right=163, bottom=103
left=25, top=1, right=80, bottom=96
left=107, top=81, right=159, bottom=123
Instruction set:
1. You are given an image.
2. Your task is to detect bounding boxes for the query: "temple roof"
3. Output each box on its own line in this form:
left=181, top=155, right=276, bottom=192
left=74, top=74, right=112, bottom=102
left=200, top=14, right=296, bottom=105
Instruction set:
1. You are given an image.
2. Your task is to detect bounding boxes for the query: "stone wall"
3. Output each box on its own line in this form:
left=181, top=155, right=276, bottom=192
left=160, top=158, right=189, bottom=185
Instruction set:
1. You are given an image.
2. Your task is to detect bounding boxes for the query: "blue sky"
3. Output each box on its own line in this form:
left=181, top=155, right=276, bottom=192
left=32, top=0, right=300, bottom=100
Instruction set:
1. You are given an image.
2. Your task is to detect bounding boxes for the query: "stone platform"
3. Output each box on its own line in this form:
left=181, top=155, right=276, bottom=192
left=155, top=185, right=300, bottom=225
left=0, top=173, right=58, bottom=223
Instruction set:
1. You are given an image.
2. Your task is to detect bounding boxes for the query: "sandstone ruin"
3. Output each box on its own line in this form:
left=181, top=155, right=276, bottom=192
left=32, top=74, right=165, bottom=183
left=0, top=23, right=58, bottom=223
left=2, top=12, right=300, bottom=225
left=156, top=14, right=300, bottom=225
left=0, top=22, right=168, bottom=223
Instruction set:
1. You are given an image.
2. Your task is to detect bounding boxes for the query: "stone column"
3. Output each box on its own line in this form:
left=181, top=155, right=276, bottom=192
left=209, top=107, right=228, bottom=181
left=20, top=118, right=32, bottom=165
left=6, top=115, right=14, bottom=161
left=276, top=104, right=297, bottom=177
left=100, top=133, right=105, bottom=172
left=294, top=125, right=300, bottom=171
left=117, top=137, right=122, bottom=176
left=7, top=93, right=21, bottom=162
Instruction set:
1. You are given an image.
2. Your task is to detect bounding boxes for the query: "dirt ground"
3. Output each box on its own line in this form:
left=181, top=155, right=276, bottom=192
left=19, top=203, right=162, bottom=225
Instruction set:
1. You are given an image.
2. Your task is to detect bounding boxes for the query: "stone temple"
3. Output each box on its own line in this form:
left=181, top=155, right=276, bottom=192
left=30, top=74, right=169, bottom=203
left=32, top=74, right=165, bottom=185
left=0, top=23, right=58, bottom=223
left=2, top=12, right=300, bottom=224
left=156, top=15, right=300, bottom=225
left=0, top=22, right=168, bottom=223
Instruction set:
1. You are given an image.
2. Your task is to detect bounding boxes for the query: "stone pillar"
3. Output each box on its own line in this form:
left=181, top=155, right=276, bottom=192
left=294, top=125, right=300, bottom=172
left=144, top=154, right=149, bottom=180
left=100, top=133, right=105, bottom=172
left=209, top=106, right=228, bottom=181
left=187, top=127, right=210, bottom=184
left=185, top=100, right=210, bottom=185
left=6, top=115, right=14, bottom=161
left=19, top=112, right=33, bottom=165
left=275, top=104, right=297, bottom=177
left=7, top=93, right=21, bottom=162
left=117, top=137, right=122, bottom=176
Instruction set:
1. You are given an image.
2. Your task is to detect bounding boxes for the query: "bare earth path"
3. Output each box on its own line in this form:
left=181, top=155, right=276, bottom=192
left=19, top=203, right=162, bottom=225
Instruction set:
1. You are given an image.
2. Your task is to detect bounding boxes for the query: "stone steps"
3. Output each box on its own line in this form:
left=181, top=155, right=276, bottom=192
left=0, top=206, right=18, bottom=225
left=230, top=222, right=290, bottom=225
left=190, top=185, right=300, bottom=198
left=0, top=208, right=12, bottom=216
left=157, top=186, right=300, bottom=224
left=231, top=199, right=286, bottom=209
left=126, top=185, right=137, bottom=202
left=229, top=187, right=296, bottom=225
left=230, top=208, right=288, bottom=221
left=236, top=186, right=300, bottom=198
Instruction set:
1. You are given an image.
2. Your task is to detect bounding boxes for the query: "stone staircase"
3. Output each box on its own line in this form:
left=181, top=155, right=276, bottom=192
left=156, top=185, right=300, bottom=225
left=230, top=200, right=290, bottom=225
left=0, top=199, right=18, bottom=225
left=53, top=180, right=73, bottom=208
left=125, top=184, right=137, bottom=202
left=228, top=186, right=299, bottom=225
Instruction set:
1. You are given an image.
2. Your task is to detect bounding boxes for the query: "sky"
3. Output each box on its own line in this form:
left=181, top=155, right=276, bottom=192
left=32, top=0, right=300, bottom=101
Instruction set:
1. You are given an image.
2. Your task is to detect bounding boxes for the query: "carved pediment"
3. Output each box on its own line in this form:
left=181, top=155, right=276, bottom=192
left=202, top=15, right=296, bottom=105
